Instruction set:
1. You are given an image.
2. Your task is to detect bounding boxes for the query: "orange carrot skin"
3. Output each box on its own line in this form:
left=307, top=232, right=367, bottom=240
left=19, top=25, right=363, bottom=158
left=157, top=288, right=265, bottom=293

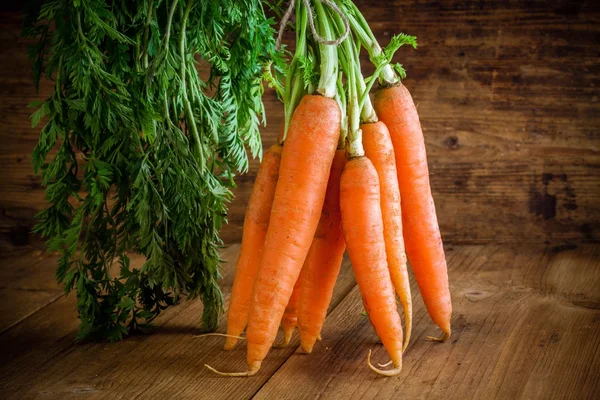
left=340, top=157, right=403, bottom=368
left=362, top=121, right=412, bottom=349
left=281, top=276, right=301, bottom=345
left=297, top=149, right=347, bottom=354
left=246, top=95, right=341, bottom=371
left=224, top=144, right=283, bottom=350
left=374, top=84, right=452, bottom=337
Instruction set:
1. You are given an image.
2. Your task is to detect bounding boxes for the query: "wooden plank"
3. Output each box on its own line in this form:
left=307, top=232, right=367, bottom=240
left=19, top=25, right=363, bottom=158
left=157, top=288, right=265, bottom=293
left=0, top=246, right=357, bottom=399
left=0, top=250, right=62, bottom=333
left=2, top=0, right=600, bottom=248
left=254, top=245, right=600, bottom=400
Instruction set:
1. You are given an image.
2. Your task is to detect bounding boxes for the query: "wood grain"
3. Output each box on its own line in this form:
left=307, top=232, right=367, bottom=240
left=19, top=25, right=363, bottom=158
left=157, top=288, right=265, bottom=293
left=254, top=245, right=600, bottom=400
left=1, top=0, right=599, bottom=251
left=0, top=246, right=357, bottom=399
left=2, top=245, right=598, bottom=399
left=0, top=250, right=61, bottom=333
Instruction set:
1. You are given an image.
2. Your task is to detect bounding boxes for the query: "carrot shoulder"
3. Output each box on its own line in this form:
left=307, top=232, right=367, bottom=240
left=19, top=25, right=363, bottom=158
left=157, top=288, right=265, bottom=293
left=224, top=144, right=282, bottom=350
left=297, top=149, right=346, bottom=354
left=341, top=156, right=404, bottom=375
left=245, top=95, right=341, bottom=374
left=374, top=83, right=452, bottom=340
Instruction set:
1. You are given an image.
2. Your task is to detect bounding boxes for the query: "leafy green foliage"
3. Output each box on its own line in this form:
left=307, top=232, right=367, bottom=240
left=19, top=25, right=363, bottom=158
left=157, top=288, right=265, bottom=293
left=372, top=33, right=418, bottom=79
left=22, top=0, right=281, bottom=341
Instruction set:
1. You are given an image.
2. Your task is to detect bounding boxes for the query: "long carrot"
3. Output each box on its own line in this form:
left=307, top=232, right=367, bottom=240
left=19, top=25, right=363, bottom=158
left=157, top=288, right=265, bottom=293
left=224, top=144, right=282, bottom=350
left=374, top=83, right=452, bottom=341
left=341, top=156, right=404, bottom=376
left=297, top=149, right=346, bottom=354
left=206, top=95, right=341, bottom=376
left=362, top=121, right=412, bottom=351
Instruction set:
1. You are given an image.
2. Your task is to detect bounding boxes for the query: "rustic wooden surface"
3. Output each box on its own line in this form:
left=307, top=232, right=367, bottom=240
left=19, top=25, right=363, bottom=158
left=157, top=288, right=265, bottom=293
left=0, top=244, right=598, bottom=399
left=1, top=0, right=599, bottom=254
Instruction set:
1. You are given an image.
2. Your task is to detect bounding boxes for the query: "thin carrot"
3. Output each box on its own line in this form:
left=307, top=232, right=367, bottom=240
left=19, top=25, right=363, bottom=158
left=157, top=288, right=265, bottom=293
left=374, top=83, right=452, bottom=341
left=362, top=121, right=412, bottom=351
left=207, top=95, right=341, bottom=376
left=280, top=276, right=301, bottom=347
left=340, top=156, right=404, bottom=376
left=297, top=149, right=346, bottom=354
left=224, top=144, right=282, bottom=350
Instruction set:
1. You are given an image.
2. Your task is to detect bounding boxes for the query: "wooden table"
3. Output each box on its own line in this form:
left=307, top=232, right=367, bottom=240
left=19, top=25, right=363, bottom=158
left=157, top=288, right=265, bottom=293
left=1, top=244, right=598, bottom=399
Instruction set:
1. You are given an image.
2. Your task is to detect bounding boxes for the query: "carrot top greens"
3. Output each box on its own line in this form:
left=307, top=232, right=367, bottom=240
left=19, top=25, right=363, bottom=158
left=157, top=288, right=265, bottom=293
left=23, top=0, right=283, bottom=341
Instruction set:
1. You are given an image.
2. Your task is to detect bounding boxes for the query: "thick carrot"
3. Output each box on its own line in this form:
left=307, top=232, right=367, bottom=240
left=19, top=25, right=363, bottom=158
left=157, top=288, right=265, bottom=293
left=224, top=144, right=282, bottom=350
left=297, top=149, right=346, bottom=354
left=207, top=95, right=341, bottom=376
left=362, top=121, right=412, bottom=351
left=374, top=83, right=452, bottom=340
left=340, top=156, right=404, bottom=376
left=280, top=276, right=301, bottom=346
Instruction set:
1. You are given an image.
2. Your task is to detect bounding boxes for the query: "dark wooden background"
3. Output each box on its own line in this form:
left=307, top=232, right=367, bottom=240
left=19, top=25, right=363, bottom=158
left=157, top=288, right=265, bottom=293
left=1, top=0, right=599, bottom=256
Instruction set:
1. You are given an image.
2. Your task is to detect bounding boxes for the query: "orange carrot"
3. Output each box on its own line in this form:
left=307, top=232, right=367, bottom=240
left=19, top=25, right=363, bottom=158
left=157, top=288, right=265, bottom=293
left=297, top=149, right=346, bottom=354
left=362, top=121, right=412, bottom=351
left=280, top=276, right=301, bottom=346
left=340, top=156, right=404, bottom=376
left=224, top=144, right=282, bottom=350
left=374, top=83, right=452, bottom=340
left=207, top=95, right=341, bottom=376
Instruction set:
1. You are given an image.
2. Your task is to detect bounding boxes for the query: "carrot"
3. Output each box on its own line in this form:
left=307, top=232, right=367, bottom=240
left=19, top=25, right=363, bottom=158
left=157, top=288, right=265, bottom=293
left=340, top=156, right=404, bottom=376
left=280, top=276, right=301, bottom=346
left=362, top=121, right=412, bottom=351
left=224, top=144, right=282, bottom=350
left=374, top=83, right=452, bottom=341
left=297, top=149, right=346, bottom=354
left=206, top=95, right=341, bottom=376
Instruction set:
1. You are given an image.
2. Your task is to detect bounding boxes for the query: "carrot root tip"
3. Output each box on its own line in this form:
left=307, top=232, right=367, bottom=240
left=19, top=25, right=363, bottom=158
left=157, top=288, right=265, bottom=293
left=300, top=341, right=314, bottom=354
left=426, top=330, right=451, bottom=343
left=195, top=333, right=246, bottom=340
left=272, top=340, right=291, bottom=349
left=204, top=361, right=261, bottom=377
left=366, top=349, right=402, bottom=377
left=194, top=333, right=246, bottom=351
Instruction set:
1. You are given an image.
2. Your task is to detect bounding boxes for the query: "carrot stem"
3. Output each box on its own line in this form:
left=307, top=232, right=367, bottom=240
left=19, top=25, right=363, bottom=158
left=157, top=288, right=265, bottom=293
left=335, top=15, right=362, bottom=157
left=283, top=1, right=308, bottom=141
left=345, top=6, right=397, bottom=85
left=313, top=0, right=338, bottom=98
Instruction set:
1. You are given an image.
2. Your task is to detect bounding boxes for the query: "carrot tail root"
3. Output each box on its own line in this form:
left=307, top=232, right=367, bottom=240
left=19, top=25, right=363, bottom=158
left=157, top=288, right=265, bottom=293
left=194, top=333, right=246, bottom=351
left=366, top=350, right=402, bottom=377
left=426, top=330, right=451, bottom=343
left=273, top=326, right=296, bottom=348
left=204, top=362, right=261, bottom=377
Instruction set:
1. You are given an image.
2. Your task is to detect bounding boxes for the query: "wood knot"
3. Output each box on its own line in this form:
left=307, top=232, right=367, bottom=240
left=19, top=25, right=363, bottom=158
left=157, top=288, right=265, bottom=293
left=444, top=136, right=460, bottom=150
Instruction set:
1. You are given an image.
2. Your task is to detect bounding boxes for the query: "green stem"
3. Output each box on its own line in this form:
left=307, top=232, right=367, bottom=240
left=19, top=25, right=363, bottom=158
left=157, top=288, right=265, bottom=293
left=147, top=0, right=177, bottom=79
left=313, top=0, right=338, bottom=98
left=342, top=33, right=362, bottom=157
left=179, top=0, right=204, bottom=168
left=328, top=6, right=376, bottom=123
left=163, top=0, right=178, bottom=56
left=335, top=73, right=347, bottom=148
left=55, top=56, right=63, bottom=101
left=142, top=0, right=154, bottom=69
left=135, top=33, right=141, bottom=72
left=346, top=7, right=397, bottom=85
left=283, top=1, right=308, bottom=141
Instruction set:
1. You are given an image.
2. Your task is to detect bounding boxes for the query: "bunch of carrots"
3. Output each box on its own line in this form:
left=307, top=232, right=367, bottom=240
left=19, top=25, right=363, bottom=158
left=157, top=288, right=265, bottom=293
left=203, top=0, right=452, bottom=377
